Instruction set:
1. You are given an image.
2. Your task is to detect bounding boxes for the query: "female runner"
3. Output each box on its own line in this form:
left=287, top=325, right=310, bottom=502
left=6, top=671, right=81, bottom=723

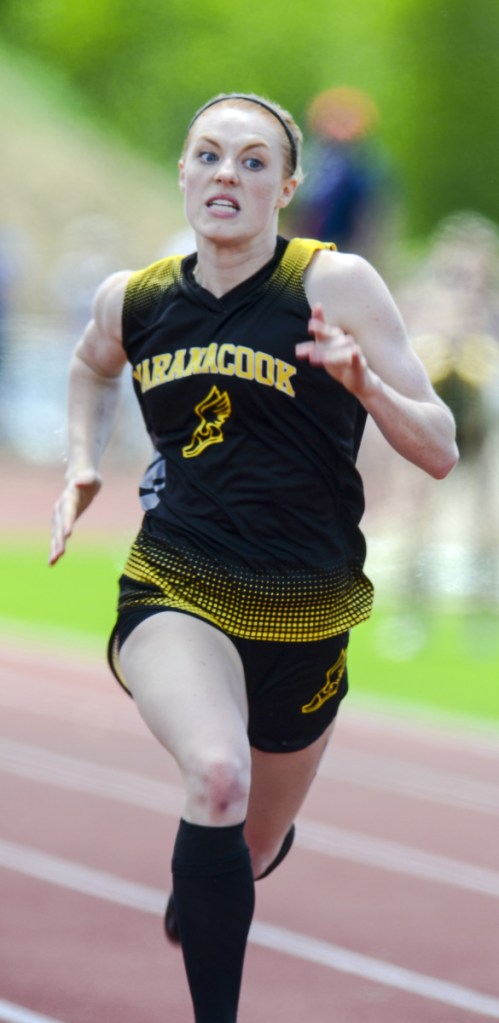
left=50, top=92, right=458, bottom=1023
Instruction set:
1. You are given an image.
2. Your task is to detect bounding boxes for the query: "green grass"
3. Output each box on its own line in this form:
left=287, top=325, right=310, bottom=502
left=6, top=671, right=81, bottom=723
left=0, top=535, right=126, bottom=652
left=1, top=535, right=498, bottom=728
left=348, top=606, right=499, bottom=725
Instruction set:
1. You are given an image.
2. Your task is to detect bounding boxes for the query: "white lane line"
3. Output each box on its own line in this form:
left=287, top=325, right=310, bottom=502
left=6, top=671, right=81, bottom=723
left=0, top=671, right=143, bottom=738
left=0, top=839, right=161, bottom=913
left=297, top=819, right=499, bottom=897
left=0, top=740, right=184, bottom=815
left=1, top=740, right=498, bottom=898
left=319, top=747, right=499, bottom=816
left=2, top=659, right=499, bottom=813
left=0, top=645, right=144, bottom=735
left=251, top=923, right=499, bottom=1021
left=1, top=840, right=498, bottom=1020
left=345, top=701, right=499, bottom=760
left=0, top=1000, right=65, bottom=1023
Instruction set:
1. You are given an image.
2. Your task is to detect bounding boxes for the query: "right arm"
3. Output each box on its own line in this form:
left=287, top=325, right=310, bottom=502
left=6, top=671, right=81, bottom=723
left=49, top=270, right=131, bottom=565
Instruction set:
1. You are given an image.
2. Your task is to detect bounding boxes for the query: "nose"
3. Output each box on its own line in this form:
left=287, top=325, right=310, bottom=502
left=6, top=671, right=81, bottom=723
left=215, top=156, right=239, bottom=183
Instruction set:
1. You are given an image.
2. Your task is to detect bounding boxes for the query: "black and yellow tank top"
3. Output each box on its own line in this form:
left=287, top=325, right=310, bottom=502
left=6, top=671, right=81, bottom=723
left=120, top=236, right=373, bottom=640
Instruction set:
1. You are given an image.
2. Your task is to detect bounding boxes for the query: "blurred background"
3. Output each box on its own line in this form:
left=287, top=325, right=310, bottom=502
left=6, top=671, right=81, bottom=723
left=1, top=0, right=498, bottom=728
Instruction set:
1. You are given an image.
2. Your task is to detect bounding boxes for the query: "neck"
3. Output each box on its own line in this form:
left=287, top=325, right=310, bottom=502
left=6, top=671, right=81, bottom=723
left=193, top=234, right=278, bottom=298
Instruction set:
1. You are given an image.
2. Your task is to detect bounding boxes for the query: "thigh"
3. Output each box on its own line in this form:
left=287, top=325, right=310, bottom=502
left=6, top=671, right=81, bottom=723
left=119, top=611, right=249, bottom=767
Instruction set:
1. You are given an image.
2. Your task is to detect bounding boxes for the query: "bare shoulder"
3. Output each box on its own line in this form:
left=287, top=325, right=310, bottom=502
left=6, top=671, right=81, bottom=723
left=305, top=249, right=445, bottom=401
left=305, top=249, right=410, bottom=356
left=304, top=249, right=391, bottom=316
left=75, top=270, right=133, bottom=377
left=92, top=270, right=133, bottom=339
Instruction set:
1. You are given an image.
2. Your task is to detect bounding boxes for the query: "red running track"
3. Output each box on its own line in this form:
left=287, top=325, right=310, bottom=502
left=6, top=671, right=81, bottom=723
left=1, top=638, right=499, bottom=1023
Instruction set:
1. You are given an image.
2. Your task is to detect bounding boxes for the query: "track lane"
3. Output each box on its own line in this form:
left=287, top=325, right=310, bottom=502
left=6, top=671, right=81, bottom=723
left=1, top=642, right=499, bottom=1022
left=2, top=838, right=499, bottom=1021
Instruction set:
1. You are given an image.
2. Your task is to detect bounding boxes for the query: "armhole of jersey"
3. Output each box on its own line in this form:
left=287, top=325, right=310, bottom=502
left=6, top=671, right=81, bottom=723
left=122, top=255, right=184, bottom=351
left=269, top=237, right=337, bottom=305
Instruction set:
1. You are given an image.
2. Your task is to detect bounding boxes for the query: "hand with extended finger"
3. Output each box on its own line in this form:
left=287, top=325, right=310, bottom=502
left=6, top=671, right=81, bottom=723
left=49, top=469, right=102, bottom=565
left=296, top=303, right=373, bottom=398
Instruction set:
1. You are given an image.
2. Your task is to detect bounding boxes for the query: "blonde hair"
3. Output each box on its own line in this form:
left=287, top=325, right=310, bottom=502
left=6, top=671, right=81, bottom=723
left=183, top=92, right=304, bottom=183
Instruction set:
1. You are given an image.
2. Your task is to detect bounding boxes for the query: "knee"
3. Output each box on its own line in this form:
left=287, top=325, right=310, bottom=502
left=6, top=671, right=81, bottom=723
left=183, top=749, right=251, bottom=825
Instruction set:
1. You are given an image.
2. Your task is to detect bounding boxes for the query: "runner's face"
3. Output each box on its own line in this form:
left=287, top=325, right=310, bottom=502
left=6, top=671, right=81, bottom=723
left=179, top=106, right=296, bottom=244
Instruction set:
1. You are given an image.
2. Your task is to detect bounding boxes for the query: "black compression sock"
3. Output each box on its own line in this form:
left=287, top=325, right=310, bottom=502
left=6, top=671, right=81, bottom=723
left=171, top=819, right=255, bottom=1023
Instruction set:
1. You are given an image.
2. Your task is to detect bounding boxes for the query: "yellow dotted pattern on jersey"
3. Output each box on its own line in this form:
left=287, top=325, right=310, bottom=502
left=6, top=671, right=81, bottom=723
left=267, top=237, right=337, bottom=302
left=117, top=529, right=373, bottom=643
left=123, top=238, right=336, bottom=317
left=123, top=255, right=183, bottom=319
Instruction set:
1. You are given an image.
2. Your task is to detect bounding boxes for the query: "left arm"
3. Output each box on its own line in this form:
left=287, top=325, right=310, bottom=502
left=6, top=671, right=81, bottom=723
left=297, top=251, right=459, bottom=479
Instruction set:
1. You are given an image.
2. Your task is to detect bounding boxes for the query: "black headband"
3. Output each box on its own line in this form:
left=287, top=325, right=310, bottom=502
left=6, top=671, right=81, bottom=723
left=188, top=95, right=298, bottom=173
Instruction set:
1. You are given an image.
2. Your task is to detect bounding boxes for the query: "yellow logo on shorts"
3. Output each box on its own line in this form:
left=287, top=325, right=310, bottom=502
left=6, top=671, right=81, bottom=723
left=301, top=649, right=346, bottom=714
left=182, top=386, right=232, bottom=458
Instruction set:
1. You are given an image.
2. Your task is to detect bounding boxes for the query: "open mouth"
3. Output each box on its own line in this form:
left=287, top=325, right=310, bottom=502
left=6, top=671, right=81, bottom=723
left=206, top=196, right=240, bottom=212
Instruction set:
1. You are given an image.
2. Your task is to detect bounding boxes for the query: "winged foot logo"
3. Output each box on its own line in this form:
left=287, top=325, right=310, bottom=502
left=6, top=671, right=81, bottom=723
left=182, top=386, right=232, bottom=458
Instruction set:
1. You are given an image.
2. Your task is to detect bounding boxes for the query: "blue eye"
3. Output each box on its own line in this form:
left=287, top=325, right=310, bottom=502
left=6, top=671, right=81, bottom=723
left=199, top=151, right=218, bottom=163
left=245, top=157, right=263, bottom=170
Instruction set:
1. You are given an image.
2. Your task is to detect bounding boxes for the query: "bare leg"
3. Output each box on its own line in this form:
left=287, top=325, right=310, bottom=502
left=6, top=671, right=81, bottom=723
left=245, top=724, right=334, bottom=878
left=119, top=612, right=253, bottom=1023
left=120, top=611, right=250, bottom=824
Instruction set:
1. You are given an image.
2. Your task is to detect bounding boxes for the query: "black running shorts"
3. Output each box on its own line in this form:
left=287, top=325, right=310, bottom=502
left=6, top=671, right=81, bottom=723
left=108, top=606, right=349, bottom=753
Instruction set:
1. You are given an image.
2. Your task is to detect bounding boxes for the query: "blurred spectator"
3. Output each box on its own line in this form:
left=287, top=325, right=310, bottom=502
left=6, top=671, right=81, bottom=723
left=400, top=211, right=499, bottom=461
left=0, top=225, right=30, bottom=372
left=395, top=211, right=499, bottom=602
left=0, top=224, right=35, bottom=440
left=288, top=86, right=398, bottom=264
left=48, top=214, right=126, bottom=331
left=0, top=239, right=7, bottom=385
